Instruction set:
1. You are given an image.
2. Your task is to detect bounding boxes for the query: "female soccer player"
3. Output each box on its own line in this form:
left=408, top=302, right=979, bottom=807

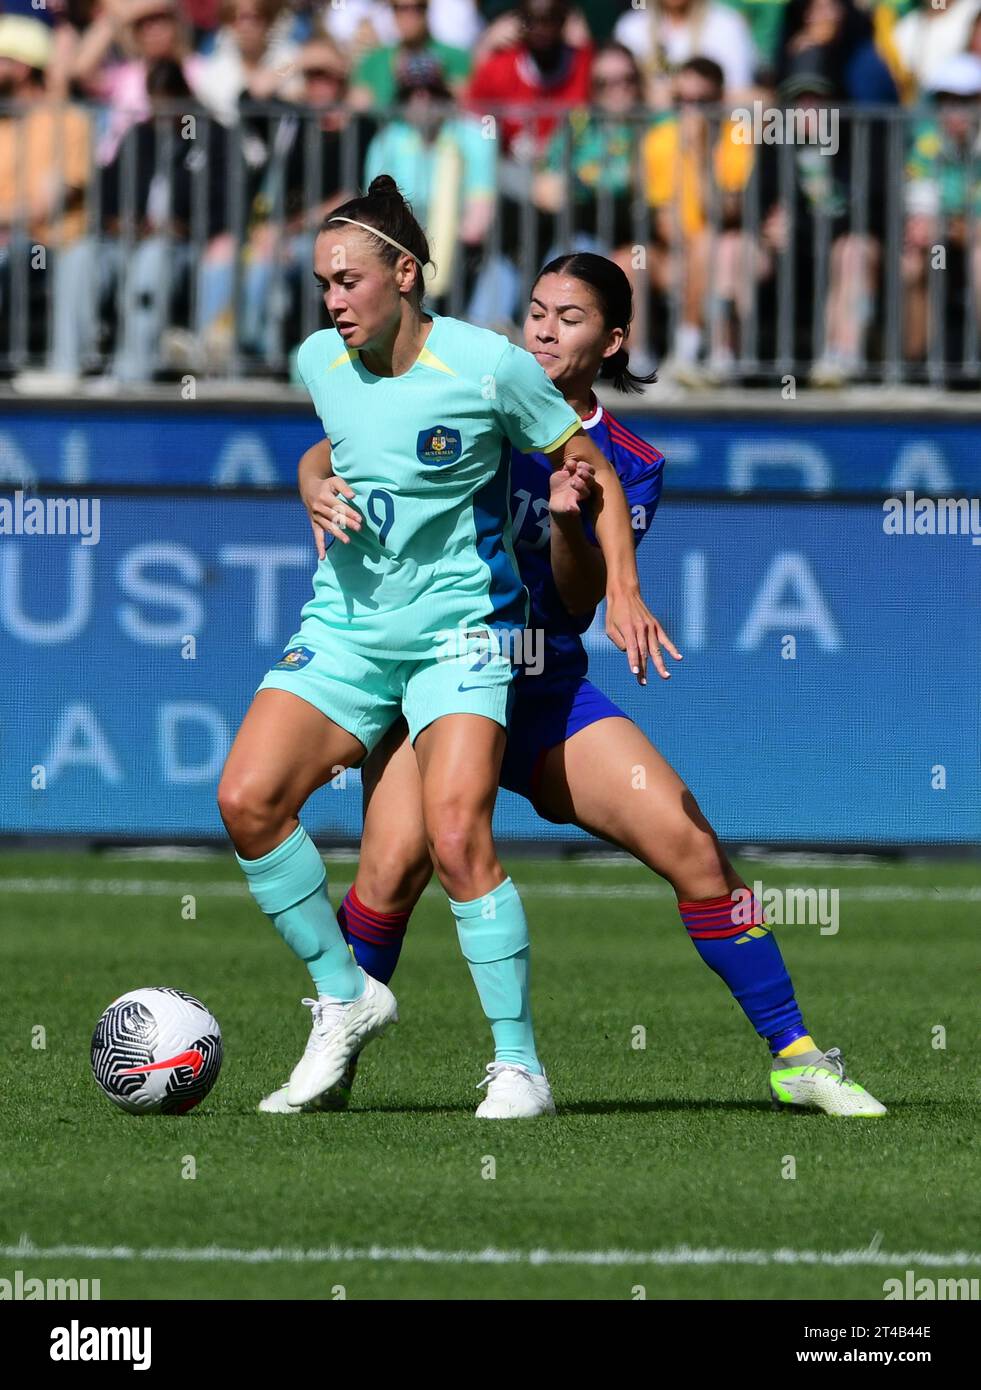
left=218, top=182, right=662, bottom=1119
left=288, top=252, right=886, bottom=1119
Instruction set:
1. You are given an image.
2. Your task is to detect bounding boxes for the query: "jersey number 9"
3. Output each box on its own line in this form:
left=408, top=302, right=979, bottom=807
left=366, top=488, right=395, bottom=547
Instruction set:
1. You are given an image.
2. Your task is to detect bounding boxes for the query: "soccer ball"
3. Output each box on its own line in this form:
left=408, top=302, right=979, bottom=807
left=90, top=987, right=223, bottom=1115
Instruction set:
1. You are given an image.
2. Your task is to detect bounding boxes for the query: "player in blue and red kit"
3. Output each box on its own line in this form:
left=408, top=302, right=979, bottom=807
left=286, top=253, right=886, bottom=1119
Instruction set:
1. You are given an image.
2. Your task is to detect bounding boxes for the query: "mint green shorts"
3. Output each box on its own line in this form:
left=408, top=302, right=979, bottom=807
left=257, top=623, right=515, bottom=755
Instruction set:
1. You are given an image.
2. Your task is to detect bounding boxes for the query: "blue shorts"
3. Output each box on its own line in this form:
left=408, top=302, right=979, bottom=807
left=499, top=674, right=627, bottom=818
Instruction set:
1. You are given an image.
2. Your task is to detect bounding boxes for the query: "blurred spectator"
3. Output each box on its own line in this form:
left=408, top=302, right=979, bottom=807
left=903, top=52, right=981, bottom=363
left=560, top=1, right=631, bottom=43
left=720, top=0, right=790, bottom=78
left=642, top=56, right=754, bottom=379
left=472, top=0, right=589, bottom=58
left=238, top=34, right=374, bottom=358
left=0, top=16, right=90, bottom=359
left=478, top=2, right=633, bottom=46
left=970, top=8, right=981, bottom=58
left=0, top=0, right=83, bottom=99
left=182, top=0, right=223, bottom=49
left=776, top=0, right=898, bottom=103
left=203, top=0, right=302, bottom=125
left=319, top=0, right=482, bottom=53
left=468, top=0, right=592, bottom=160
left=0, top=17, right=90, bottom=246
left=613, top=0, right=758, bottom=101
left=363, top=52, right=493, bottom=299
left=349, top=0, right=471, bottom=110
left=51, top=57, right=232, bottom=382
left=891, top=0, right=981, bottom=99
left=871, top=0, right=919, bottom=103
left=756, top=55, right=889, bottom=384
left=533, top=41, right=643, bottom=263
left=71, top=0, right=209, bottom=162
left=463, top=0, right=592, bottom=329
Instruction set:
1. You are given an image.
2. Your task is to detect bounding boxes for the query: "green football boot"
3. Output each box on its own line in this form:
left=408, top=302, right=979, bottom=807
left=769, top=1046, right=887, bottom=1116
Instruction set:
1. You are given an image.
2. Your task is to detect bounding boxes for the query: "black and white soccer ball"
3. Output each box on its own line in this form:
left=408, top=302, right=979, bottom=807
left=90, top=988, right=223, bottom=1114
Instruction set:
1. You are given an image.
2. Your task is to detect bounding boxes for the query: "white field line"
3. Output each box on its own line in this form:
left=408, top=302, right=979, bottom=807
left=2, top=1237, right=979, bottom=1270
left=0, top=877, right=979, bottom=904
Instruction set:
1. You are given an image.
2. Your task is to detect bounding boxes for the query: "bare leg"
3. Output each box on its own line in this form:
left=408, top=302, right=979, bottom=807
left=825, top=233, right=880, bottom=363
left=354, top=718, right=433, bottom=913
left=534, top=717, right=740, bottom=900
left=218, top=688, right=367, bottom=858
left=218, top=689, right=374, bottom=1014
left=413, top=714, right=506, bottom=902
left=534, top=717, right=811, bottom=1058
left=902, top=245, right=928, bottom=363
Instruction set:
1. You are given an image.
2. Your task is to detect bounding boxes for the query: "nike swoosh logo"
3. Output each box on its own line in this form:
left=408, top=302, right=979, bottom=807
left=458, top=683, right=492, bottom=692
left=117, top=1049, right=205, bottom=1077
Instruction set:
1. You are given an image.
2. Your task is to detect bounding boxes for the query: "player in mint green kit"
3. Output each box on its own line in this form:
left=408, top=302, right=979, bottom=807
left=218, top=175, right=662, bottom=1117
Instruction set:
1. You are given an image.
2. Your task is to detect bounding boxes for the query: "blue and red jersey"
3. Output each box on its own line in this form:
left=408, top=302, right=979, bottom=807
left=508, top=398, right=665, bottom=685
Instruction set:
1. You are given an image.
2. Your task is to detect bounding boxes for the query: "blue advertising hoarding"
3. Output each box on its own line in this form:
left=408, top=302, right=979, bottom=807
left=1, top=491, right=977, bottom=844
left=0, top=401, right=978, bottom=496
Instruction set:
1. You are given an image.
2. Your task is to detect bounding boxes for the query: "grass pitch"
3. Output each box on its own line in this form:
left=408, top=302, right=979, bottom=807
left=1, top=849, right=977, bottom=1300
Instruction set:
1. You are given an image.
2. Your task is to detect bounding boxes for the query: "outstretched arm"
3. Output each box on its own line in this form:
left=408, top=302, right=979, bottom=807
left=545, top=429, right=667, bottom=685
left=547, top=456, right=681, bottom=681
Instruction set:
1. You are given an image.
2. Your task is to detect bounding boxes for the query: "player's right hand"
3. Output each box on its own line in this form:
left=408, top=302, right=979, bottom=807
left=303, top=475, right=362, bottom=559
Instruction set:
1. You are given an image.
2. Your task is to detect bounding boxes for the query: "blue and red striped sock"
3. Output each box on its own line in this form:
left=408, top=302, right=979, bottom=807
left=678, top=893, right=808, bottom=1054
left=336, top=885, right=410, bottom=986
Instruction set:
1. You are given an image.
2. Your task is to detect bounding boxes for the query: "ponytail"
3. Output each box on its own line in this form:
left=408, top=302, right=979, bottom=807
left=598, top=344, right=657, bottom=395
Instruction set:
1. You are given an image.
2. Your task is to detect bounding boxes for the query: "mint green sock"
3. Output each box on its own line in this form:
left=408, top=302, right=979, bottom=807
left=236, top=824, right=364, bottom=1001
left=450, top=877, right=542, bottom=1075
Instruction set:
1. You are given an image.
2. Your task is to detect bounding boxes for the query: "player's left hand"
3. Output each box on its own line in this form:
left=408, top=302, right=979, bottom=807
left=548, top=459, right=594, bottom=518
left=605, top=591, right=682, bottom=686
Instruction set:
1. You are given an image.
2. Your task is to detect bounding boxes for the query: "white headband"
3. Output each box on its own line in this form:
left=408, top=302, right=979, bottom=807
left=326, top=216, right=425, bottom=269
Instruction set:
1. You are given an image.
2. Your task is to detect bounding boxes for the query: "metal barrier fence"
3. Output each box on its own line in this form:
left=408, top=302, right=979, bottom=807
left=0, top=99, right=978, bottom=385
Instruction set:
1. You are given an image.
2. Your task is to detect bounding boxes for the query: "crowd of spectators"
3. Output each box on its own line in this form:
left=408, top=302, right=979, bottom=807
left=0, top=0, right=979, bottom=386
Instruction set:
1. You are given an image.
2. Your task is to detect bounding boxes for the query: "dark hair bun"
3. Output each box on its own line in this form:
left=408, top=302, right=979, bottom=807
left=324, top=173, right=432, bottom=303
left=367, top=174, right=403, bottom=201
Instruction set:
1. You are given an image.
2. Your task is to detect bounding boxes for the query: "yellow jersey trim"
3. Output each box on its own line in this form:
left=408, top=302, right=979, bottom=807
left=327, top=348, right=358, bottom=372
left=542, top=419, right=582, bottom=454
left=416, top=346, right=457, bottom=376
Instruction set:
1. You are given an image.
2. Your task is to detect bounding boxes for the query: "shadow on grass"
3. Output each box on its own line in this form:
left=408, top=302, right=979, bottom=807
left=240, top=1097, right=777, bottom=1118
left=559, top=1098, right=775, bottom=1115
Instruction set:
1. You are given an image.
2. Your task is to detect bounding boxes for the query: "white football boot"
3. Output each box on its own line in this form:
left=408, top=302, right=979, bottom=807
left=259, top=1084, right=326, bottom=1114
left=286, top=972, right=397, bottom=1106
left=258, top=1057, right=359, bottom=1114
left=475, top=1062, right=556, bottom=1118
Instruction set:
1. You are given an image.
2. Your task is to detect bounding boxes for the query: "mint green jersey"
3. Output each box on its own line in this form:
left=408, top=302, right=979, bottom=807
left=295, top=314, right=581, bottom=660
